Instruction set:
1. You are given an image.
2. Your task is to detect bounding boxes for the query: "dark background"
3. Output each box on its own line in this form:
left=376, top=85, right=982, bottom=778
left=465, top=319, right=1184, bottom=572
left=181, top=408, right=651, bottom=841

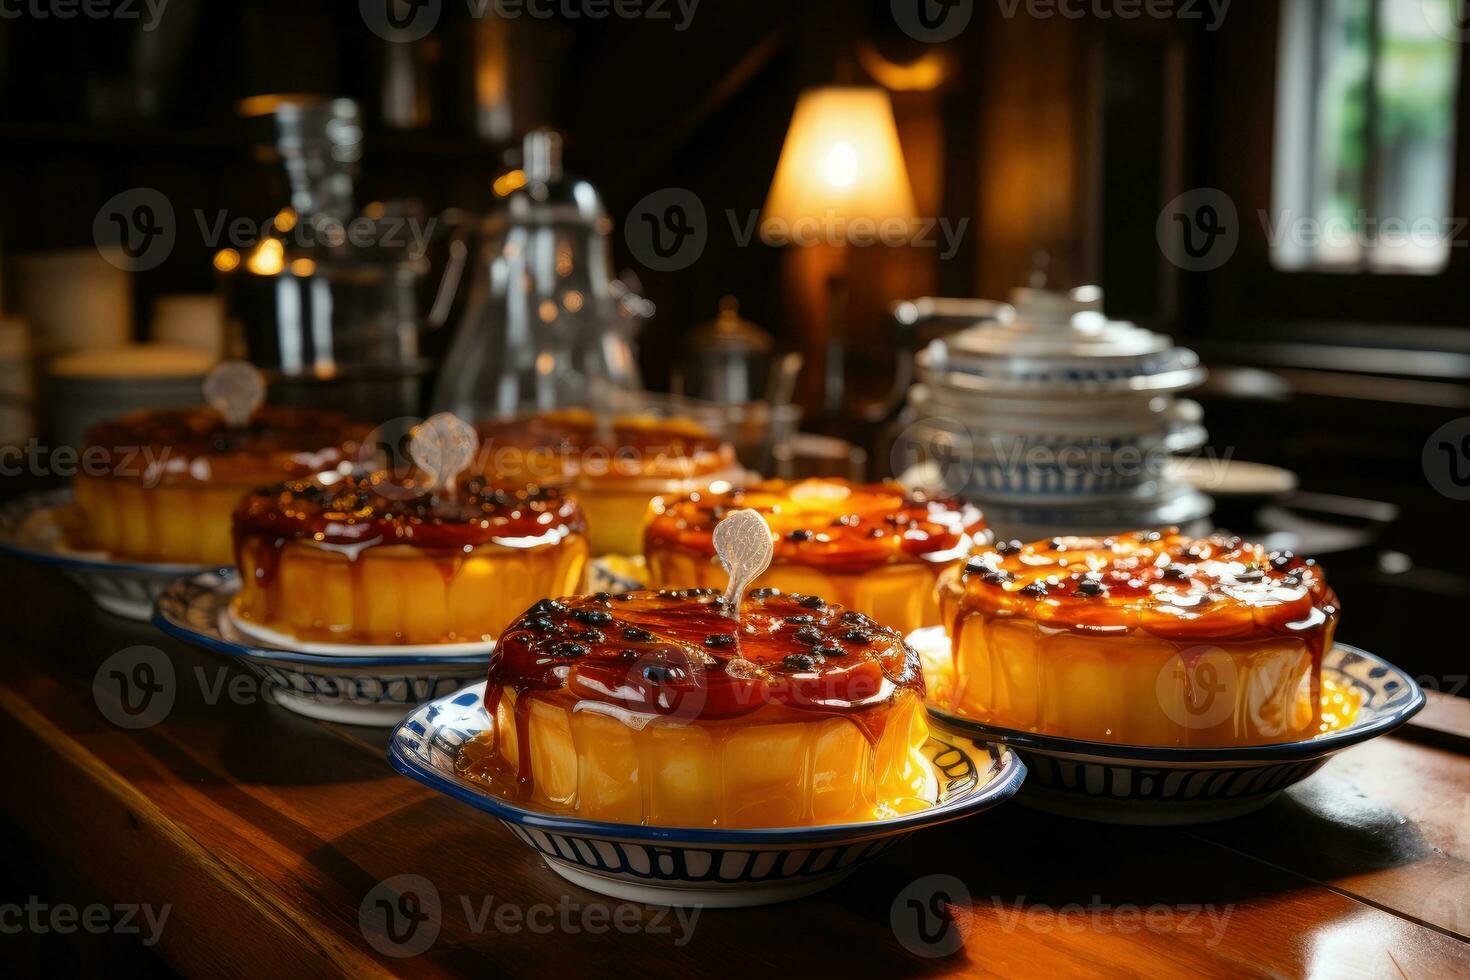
left=1, top=0, right=1467, bottom=683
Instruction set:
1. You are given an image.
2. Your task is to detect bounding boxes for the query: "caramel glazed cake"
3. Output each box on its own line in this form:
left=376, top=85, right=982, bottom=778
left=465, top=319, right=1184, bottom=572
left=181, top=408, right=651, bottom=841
left=645, top=479, right=989, bottom=635
left=937, top=530, right=1340, bottom=748
left=458, top=588, right=937, bottom=828
left=476, top=410, right=742, bottom=556
left=232, top=471, right=589, bottom=646
left=75, top=406, right=368, bottom=565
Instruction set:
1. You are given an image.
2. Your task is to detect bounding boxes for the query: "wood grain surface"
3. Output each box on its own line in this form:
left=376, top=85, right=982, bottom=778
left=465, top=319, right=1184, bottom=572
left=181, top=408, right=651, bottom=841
left=2, top=556, right=1467, bottom=979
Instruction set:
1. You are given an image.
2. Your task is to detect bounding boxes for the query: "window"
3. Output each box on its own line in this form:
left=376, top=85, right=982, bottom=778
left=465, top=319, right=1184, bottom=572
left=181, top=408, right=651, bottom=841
left=1272, top=0, right=1462, bottom=273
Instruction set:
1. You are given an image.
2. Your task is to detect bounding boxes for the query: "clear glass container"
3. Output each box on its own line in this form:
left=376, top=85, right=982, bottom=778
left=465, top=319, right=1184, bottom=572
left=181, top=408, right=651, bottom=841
left=219, top=97, right=433, bottom=420
left=432, top=130, right=649, bottom=420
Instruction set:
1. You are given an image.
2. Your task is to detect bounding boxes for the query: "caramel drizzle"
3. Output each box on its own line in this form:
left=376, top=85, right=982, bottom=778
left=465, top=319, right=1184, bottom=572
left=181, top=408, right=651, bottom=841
left=483, top=591, right=923, bottom=801
left=948, top=530, right=1337, bottom=734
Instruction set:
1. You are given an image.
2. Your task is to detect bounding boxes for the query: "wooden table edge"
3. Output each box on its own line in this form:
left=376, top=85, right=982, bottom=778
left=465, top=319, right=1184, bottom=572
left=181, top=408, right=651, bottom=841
left=0, top=683, right=401, bottom=980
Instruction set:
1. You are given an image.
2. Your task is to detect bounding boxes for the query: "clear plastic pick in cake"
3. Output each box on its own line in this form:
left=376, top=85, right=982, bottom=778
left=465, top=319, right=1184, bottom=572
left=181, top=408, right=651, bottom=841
left=410, top=412, right=480, bottom=494
left=202, top=360, right=266, bottom=427
left=714, top=508, right=774, bottom=620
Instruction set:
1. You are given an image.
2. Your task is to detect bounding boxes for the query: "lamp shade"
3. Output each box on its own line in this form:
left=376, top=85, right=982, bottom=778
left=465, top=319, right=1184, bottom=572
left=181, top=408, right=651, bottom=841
left=761, top=86, right=919, bottom=244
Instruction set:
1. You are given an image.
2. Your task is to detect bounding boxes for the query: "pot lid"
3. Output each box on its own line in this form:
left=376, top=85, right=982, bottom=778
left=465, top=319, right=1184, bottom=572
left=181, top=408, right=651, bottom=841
left=688, top=297, right=773, bottom=355
left=915, top=286, right=1204, bottom=396
left=941, top=286, right=1173, bottom=360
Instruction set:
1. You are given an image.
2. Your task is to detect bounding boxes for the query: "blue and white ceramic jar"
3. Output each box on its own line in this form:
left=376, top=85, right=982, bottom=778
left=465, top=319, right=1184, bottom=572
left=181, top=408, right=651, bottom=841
left=900, top=287, right=1211, bottom=538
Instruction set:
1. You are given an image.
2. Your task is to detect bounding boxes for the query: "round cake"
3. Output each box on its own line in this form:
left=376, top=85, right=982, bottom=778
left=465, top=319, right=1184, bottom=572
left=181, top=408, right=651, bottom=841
left=644, top=479, right=988, bottom=634
left=75, top=406, right=368, bottom=565
left=232, top=472, right=589, bottom=646
left=477, top=409, right=741, bottom=556
left=461, top=587, right=936, bottom=828
left=936, top=529, right=1340, bottom=747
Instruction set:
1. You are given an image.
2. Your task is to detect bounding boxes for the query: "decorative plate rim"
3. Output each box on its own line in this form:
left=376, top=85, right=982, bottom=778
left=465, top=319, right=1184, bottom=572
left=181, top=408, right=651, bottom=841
left=226, top=606, right=497, bottom=657
left=153, top=571, right=494, bottom=668
left=387, top=681, right=1028, bottom=846
left=925, top=643, right=1424, bottom=764
left=0, top=488, right=218, bottom=575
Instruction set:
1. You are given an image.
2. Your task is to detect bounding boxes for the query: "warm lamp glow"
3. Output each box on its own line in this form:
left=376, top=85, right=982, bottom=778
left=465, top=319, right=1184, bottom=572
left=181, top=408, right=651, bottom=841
left=494, top=169, right=528, bottom=197
left=245, top=239, right=285, bottom=277
left=213, top=248, right=241, bottom=273
left=762, top=86, right=919, bottom=243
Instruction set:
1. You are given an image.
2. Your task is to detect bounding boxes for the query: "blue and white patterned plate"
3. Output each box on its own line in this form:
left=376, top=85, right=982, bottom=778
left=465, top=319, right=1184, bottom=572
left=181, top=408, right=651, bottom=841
left=154, top=572, right=489, bottom=726
left=587, top=555, right=647, bottom=595
left=926, top=643, right=1424, bottom=826
left=388, top=682, right=1027, bottom=907
left=0, top=489, right=218, bottom=621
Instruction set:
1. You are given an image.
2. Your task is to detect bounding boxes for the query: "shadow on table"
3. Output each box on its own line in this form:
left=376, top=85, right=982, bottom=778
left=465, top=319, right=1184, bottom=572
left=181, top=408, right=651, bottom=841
left=210, top=706, right=400, bottom=786
left=1188, top=774, right=1433, bottom=877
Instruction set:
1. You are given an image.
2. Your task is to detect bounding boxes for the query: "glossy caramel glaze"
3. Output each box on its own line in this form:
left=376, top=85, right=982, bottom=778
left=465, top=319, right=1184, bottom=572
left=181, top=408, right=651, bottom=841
left=84, top=406, right=368, bottom=487
left=478, top=589, right=933, bottom=820
left=646, top=479, right=988, bottom=573
left=476, top=409, right=736, bottom=484
left=231, top=472, right=590, bottom=645
left=949, top=529, right=1338, bottom=644
left=491, top=589, right=923, bottom=733
left=233, top=471, right=585, bottom=563
left=937, top=529, right=1341, bottom=746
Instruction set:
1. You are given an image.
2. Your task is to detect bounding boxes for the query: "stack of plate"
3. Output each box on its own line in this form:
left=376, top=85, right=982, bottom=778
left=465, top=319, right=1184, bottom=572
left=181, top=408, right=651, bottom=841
left=900, top=287, right=1212, bottom=538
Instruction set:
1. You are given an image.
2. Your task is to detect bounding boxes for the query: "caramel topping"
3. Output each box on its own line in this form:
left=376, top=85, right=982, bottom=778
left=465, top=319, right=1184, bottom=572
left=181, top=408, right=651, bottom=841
left=953, top=529, right=1339, bottom=642
left=476, top=409, right=736, bottom=483
left=646, top=479, right=988, bottom=573
left=84, top=406, right=368, bottom=487
left=232, top=471, right=585, bottom=553
left=489, top=589, right=923, bottom=725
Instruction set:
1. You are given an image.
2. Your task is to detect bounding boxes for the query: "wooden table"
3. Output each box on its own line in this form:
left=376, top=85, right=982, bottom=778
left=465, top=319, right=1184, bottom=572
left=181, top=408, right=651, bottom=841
left=3, top=557, right=1468, bottom=979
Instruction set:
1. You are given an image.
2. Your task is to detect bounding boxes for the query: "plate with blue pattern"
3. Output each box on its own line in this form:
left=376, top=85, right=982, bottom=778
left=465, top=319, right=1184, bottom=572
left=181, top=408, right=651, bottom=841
left=154, top=571, right=490, bottom=726
left=923, top=642, right=1424, bottom=825
left=388, top=681, right=1027, bottom=908
left=0, top=489, right=217, bottom=621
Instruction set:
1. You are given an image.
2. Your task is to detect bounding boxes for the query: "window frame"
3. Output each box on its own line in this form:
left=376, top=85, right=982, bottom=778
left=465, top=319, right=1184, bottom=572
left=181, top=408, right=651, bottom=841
left=1270, top=0, right=1463, bottom=275
left=1168, top=0, right=1470, bottom=343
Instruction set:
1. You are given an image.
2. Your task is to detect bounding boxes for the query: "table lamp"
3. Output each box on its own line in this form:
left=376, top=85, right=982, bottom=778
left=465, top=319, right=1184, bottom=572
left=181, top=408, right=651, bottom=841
left=761, top=85, right=919, bottom=417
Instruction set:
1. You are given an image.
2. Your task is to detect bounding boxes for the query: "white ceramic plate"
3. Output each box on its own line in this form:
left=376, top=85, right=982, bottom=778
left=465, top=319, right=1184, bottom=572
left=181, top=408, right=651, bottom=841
left=154, top=572, right=490, bottom=726
left=0, top=489, right=217, bottom=621
left=914, top=627, right=1425, bottom=826
left=226, top=606, right=496, bottom=658
left=389, top=682, right=1028, bottom=907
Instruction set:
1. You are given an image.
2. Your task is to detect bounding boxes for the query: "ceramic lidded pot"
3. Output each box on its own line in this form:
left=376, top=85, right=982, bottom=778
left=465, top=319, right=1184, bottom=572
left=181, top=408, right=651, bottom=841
left=902, top=286, right=1211, bottom=536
